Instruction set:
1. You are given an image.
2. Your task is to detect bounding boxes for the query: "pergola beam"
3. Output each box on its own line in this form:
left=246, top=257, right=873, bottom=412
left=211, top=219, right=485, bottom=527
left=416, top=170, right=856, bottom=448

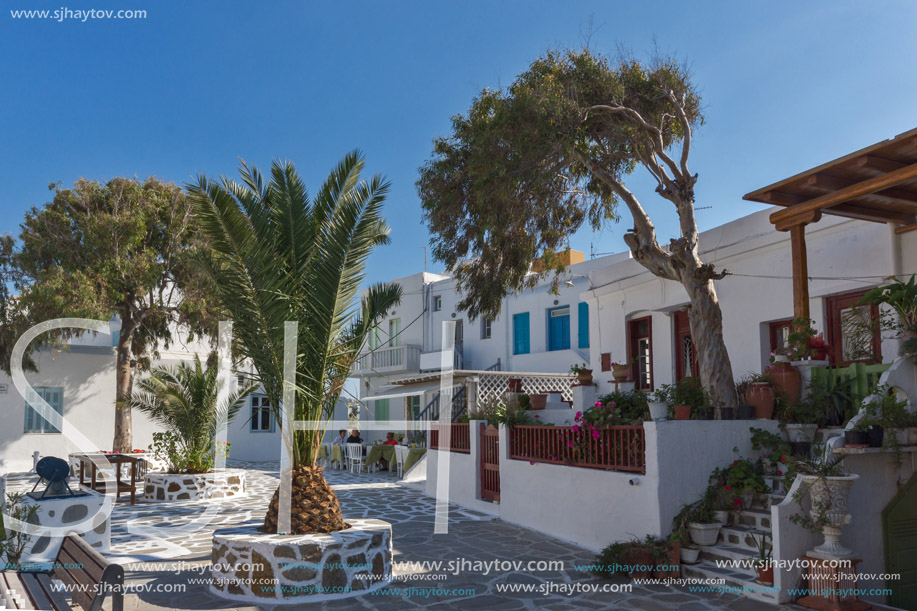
left=806, top=174, right=917, bottom=206
left=770, top=161, right=917, bottom=227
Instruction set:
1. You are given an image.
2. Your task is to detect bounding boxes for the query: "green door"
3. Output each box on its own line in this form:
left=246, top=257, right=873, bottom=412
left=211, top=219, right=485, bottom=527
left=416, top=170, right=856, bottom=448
left=883, top=472, right=917, bottom=609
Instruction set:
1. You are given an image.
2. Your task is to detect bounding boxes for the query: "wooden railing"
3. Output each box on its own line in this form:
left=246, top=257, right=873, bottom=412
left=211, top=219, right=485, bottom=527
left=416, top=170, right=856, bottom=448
left=509, top=425, right=645, bottom=472
left=429, top=423, right=471, bottom=453
left=810, top=361, right=891, bottom=415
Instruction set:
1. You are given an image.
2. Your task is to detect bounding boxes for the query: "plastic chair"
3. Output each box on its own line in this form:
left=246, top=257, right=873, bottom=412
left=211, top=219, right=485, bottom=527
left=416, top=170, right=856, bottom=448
left=345, top=444, right=363, bottom=474
left=394, top=445, right=408, bottom=478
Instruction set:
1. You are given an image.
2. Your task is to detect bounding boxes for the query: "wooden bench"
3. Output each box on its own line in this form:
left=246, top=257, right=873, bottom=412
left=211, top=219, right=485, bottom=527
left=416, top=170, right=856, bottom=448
left=1, top=534, right=123, bottom=610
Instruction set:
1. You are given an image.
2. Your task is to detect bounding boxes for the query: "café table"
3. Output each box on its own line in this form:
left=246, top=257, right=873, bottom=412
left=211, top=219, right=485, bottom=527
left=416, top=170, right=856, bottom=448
left=364, top=445, right=396, bottom=471
left=402, top=448, right=427, bottom=473
left=73, top=452, right=143, bottom=505
left=317, top=445, right=345, bottom=468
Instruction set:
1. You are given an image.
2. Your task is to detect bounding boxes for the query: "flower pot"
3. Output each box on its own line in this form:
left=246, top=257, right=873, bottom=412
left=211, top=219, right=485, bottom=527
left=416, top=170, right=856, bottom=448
left=844, top=430, right=868, bottom=446
left=756, top=564, right=774, bottom=586
left=747, top=383, right=775, bottom=419
left=737, top=405, right=755, bottom=420
left=623, top=547, right=655, bottom=579
left=575, top=369, right=594, bottom=385
left=800, top=473, right=859, bottom=558
left=648, top=401, right=668, bottom=421
left=867, top=425, right=884, bottom=448
left=654, top=543, right=680, bottom=579
left=766, top=362, right=802, bottom=405
left=688, top=522, right=721, bottom=546
left=529, top=394, right=547, bottom=410
left=611, top=364, right=629, bottom=382
left=784, top=423, right=818, bottom=443
left=674, top=405, right=691, bottom=420
left=680, top=546, right=701, bottom=564
left=714, top=510, right=729, bottom=525
left=719, top=407, right=736, bottom=420
left=508, top=378, right=523, bottom=393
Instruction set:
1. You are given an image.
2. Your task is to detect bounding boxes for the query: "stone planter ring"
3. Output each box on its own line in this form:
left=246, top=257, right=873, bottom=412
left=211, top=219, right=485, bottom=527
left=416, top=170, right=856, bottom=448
left=143, top=470, right=246, bottom=501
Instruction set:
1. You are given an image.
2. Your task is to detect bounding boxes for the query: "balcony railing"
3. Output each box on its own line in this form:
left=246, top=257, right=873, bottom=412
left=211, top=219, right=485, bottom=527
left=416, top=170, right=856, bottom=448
left=509, top=425, right=645, bottom=472
left=352, top=344, right=421, bottom=376
left=429, top=423, right=471, bottom=453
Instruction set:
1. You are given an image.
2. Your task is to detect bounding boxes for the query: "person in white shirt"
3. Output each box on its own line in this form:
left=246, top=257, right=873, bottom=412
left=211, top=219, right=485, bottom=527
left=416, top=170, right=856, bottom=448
left=332, top=429, right=347, bottom=446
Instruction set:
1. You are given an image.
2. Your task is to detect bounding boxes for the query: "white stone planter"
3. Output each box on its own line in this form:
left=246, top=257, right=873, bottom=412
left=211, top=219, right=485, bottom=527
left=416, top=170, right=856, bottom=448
left=210, top=519, right=392, bottom=603
left=680, top=546, right=700, bottom=564
left=18, top=491, right=110, bottom=563
left=784, top=423, right=818, bottom=443
left=143, top=470, right=246, bottom=502
left=688, top=522, right=721, bottom=547
left=801, top=473, right=859, bottom=559
left=648, top=401, right=668, bottom=421
left=713, top=510, right=729, bottom=526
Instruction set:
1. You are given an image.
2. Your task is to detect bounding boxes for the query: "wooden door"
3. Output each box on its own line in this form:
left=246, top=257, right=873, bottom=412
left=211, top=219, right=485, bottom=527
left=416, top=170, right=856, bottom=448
left=479, top=423, right=500, bottom=501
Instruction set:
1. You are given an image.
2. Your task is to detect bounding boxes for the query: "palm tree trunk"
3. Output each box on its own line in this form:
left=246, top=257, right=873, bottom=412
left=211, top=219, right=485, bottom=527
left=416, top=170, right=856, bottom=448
left=262, top=465, right=346, bottom=534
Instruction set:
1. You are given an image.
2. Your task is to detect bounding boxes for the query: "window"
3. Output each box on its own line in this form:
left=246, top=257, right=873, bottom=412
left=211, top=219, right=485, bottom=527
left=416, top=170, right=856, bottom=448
left=547, top=306, right=571, bottom=351
left=674, top=310, right=699, bottom=382
left=481, top=317, right=492, bottom=340
left=408, top=395, right=421, bottom=421
left=768, top=319, right=793, bottom=354
left=250, top=395, right=273, bottom=432
left=627, top=317, right=653, bottom=391
left=368, top=326, right=381, bottom=350
left=513, top=312, right=530, bottom=355
left=388, top=318, right=401, bottom=347
left=433, top=296, right=442, bottom=311
left=578, top=302, right=590, bottom=349
left=827, top=290, right=881, bottom=365
left=375, top=398, right=390, bottom=422
left=24, top=386, right=63, bottom=434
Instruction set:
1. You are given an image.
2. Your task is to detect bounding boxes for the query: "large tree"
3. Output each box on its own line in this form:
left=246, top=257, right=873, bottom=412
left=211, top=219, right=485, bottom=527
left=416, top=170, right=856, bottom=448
left=10, top=178, right=218, bottom=451
left=418, top=48, right=737, bottom=407
left=189, top=153, right=401, bottom=534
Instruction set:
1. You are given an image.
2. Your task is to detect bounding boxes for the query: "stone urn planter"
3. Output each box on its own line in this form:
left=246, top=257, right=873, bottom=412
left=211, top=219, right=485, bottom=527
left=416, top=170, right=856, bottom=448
left=800, top=473, right=859, bottom=559
left=144, top=469, right=246, bottom=501
left=611, top=363, right=629, bottom=382
left=688, top=522, right=721, bottom=547
left=784, top=423, right=818, bottom=443
left=574, top=369, right=593, bottom=385
left=210, top=519, right=392, bottom=603
left=747, top=383, right=775, bottom=419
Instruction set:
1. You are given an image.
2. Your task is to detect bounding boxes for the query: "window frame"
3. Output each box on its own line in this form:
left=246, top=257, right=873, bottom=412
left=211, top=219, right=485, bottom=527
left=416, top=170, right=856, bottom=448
left=768, top=319, right=793, bottom=354
left=23, top=386, right=64, bottom=434
left=480, top=317, right=492, bottom=340
left=627, top=316, right=654, bottom=391
left=432, top=296, right=442, bottom=312
left=826, top=289, right=882, bottom=366
left=250, top=395, right=275, bottom=432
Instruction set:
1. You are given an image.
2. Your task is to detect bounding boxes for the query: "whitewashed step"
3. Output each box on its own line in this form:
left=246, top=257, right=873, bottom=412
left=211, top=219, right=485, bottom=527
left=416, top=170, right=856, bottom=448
left=733, top=508, right=773, bottom=531
left=682, top=561, right=780, bottom=604
left=696, top=543, right=758, bottom=578
left=719, top=525, right=772, bottom=553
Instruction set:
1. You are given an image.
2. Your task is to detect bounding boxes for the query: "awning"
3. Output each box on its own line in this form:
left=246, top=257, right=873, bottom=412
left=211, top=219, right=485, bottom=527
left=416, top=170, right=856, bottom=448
left=360, top=381, right=446, bottom=402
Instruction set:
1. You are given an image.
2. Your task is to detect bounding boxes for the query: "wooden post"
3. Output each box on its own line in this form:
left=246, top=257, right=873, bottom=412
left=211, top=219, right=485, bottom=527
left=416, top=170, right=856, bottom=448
left=789, top=224, right=810, bottom=324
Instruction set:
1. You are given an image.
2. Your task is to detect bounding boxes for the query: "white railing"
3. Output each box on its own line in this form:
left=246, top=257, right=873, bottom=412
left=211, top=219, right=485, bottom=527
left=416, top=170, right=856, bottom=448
left=472, top=371, right=574, bottom=405
left=419, top=348, right=463, bottom=372
left=352, top=344, right=421, bottom=375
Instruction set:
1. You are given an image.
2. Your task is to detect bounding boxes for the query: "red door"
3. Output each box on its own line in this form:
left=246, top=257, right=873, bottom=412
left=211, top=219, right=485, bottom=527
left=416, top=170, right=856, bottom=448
left=479, top=423, right=500, bottom=501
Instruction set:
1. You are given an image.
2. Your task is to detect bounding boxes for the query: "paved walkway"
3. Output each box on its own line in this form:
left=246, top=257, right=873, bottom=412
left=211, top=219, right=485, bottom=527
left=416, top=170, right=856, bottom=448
left=12, top=461, right=771, bottom=609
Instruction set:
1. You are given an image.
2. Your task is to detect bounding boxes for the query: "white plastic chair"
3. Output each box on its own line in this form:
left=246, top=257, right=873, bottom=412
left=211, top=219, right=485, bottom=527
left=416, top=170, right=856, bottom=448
left=394, top=445, right=408, bottom=478
left=345, top=444, right=363, bottom=474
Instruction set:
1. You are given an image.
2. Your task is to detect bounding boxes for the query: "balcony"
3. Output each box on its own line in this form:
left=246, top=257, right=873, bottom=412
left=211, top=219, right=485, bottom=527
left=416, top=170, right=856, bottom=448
left=352, top=344, right=421, bottom=376
left=419, top=348, right=464, bottom=372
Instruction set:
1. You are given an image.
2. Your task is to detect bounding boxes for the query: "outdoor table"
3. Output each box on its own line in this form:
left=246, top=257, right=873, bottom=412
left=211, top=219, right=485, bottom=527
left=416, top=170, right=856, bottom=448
left=402, top=448, right=426, bottom=473
left=74, top=453, right=142, bottom=505
left=330, top=445, right=344, bottom=466
left=364, top=445, right=396, bottom=470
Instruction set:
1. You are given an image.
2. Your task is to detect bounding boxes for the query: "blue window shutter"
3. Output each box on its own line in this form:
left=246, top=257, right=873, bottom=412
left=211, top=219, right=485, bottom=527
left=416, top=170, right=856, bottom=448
left=513, top=313, right=530, bottom=354
left=578, top=302, right=590, bottom=349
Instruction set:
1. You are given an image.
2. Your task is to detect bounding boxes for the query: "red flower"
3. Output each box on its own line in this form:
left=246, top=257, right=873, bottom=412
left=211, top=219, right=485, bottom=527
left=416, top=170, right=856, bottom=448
left=534, top=414, right=540, bottom=419
left=529, top=460, right=535, bottom=466
left=724, top=485, right=731, bottom=491
left=777, top=470, right=783, bottom=476
left=780, top=455, right=787, bottom=463
left=591, top=430, right=601, bottom=440
left=732, top=497, right=744, bottom=508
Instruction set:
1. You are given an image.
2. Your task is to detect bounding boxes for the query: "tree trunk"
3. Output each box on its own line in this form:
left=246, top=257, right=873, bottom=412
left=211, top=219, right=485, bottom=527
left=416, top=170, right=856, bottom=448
left=113, top=320, right=134, bottom=452
left=262, top=466, right=346, bottom=534
left=683, top=270, right=737, bottom=409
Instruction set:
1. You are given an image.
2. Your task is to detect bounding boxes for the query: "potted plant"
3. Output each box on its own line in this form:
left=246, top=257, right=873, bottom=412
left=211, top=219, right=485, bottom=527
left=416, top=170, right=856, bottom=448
left=734, top=376, right=757, bottom=420
left=790, top=451, right=859, bottom=558
left=843, top=422, right=868, bottom=447
left=856, top=387, right=917, bottom=463
left=719, top=459, right=768, bottom=511
left=751, top=427, right=791, bottom=478
left=611, top=361, right=630, bottom=383
left=0, top=493, right=40, bottom=570
left=529, top=393, right=547, bottom=410
left=663, top=377, right=711, bottom=420
left=685, top=498, right=722, bottom=546
left=750, top=533, right=773, bottom=586
left=672, top=503, right=702, bottom=563
left=593, top=536, right=671, bottom=580
left=648, top=389, right=668, bottom=421
left=744, top=373, right=776, bottom=420
left=597, top=390, right=650, bottom=423
left=569, top=363, right=594, bottom=385
left=860, top=275, right=917, bottom=359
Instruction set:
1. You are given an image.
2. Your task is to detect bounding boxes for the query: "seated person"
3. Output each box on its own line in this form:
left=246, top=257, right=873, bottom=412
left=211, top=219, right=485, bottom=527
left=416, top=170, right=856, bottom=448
left=332, top=429, right=347, bottom=446
left=345, top=430, right=363, bottom=444
left=379, top=432, right=398, bottom=470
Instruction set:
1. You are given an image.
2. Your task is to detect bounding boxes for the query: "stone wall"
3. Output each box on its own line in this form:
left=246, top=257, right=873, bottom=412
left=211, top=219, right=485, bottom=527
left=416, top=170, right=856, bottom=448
left=210, top=519, right=392, bottom=603
left=143, top=470, right=246, bottom=501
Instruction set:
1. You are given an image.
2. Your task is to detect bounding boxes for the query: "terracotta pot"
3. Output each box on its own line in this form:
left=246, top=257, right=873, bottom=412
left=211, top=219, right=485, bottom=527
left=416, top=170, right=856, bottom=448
left=746, top=383, right=775, bottom=419
left=674, top=405, right=691, bottom=420
left=756, top=564, right=774, bottom=586
left=623, top=547, right=654, bottom=579
left=529, top=394, right=547, bottom=410
left=654, top=543, right=680, bottom=579
left=766, top=362, right=802, bottom=405
left=575, top=369, right=594, bottom=385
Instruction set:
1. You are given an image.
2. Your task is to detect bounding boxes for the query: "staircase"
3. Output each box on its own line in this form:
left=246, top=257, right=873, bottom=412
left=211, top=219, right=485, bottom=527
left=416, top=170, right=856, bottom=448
left=416, top=384, right=468, bottom=425
left=681, top=473, right=785, bottom=605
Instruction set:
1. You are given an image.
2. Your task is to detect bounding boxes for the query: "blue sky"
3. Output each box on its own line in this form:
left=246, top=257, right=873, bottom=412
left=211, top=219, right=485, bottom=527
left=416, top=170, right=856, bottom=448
left=2, top=1, right=916, bottom=283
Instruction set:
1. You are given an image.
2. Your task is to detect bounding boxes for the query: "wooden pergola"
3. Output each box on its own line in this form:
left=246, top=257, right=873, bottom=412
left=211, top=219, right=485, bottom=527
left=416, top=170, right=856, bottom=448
left=743, top=127, right=917, bottom=322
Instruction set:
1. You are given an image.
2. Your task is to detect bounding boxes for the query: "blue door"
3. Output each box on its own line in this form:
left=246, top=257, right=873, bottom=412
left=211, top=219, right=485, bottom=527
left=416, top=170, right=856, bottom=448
left=512, top=312, right=530, bottom=354
left=548, top=306, right=570, bottom=351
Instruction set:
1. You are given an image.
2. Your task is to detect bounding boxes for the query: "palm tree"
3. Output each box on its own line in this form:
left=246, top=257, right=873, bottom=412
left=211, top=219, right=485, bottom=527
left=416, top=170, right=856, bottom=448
left=188, top=153, right=401, bottom=534
left=128, top=353, right=257, bottom=473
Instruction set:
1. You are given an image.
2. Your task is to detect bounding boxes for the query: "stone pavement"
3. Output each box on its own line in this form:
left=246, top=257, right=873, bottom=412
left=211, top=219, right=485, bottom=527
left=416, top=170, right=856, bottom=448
left=44, top=461, right=782, bottom=609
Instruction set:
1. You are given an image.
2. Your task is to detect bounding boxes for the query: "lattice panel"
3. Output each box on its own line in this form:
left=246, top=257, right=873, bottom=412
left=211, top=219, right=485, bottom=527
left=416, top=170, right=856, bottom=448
left=475, top=372, right=574, bottom=407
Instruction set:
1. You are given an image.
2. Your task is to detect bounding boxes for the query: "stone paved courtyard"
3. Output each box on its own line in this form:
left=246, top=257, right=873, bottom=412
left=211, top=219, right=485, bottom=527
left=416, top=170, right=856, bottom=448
left=11, top=462, right=781, bottom=609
